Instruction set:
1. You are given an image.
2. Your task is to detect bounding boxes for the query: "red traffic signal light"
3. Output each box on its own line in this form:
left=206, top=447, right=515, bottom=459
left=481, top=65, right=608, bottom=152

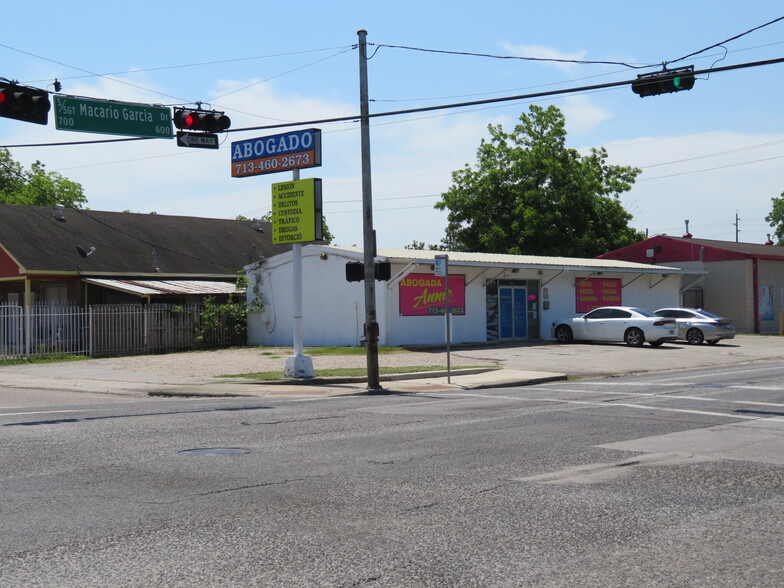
left=0, top=82, right=50, bottom=125
left=173, top=108, right=230, bottom=132
left=631, top=66, right=695, bottom=97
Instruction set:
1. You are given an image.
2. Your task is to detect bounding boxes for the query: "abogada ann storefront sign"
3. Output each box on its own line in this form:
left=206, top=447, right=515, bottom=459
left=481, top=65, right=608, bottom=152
left=399, top=273, right=466, bottom=316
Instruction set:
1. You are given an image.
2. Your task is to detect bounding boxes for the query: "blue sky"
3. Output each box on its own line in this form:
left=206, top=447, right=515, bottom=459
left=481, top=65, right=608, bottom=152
left=2, top=1, right=783, bottom=249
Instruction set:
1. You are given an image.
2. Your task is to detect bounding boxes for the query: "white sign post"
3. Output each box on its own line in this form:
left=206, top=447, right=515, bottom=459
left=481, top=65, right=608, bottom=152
left=434, top=255, right=451, bottom=383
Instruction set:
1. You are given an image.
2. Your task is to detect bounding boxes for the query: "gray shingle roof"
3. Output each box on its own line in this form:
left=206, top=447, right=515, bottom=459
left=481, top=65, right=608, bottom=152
left=0, top=204, right=290, bottom=278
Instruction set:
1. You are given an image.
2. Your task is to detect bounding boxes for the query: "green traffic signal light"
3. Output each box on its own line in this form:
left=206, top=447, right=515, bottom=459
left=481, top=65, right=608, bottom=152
left=631, top=66, right=695, bottom=97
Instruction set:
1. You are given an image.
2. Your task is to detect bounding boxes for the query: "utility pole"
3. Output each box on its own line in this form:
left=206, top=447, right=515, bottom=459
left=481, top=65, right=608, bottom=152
left=358, top=29, right=381, bottom=390
left=734, top=211, right=741, bottom=242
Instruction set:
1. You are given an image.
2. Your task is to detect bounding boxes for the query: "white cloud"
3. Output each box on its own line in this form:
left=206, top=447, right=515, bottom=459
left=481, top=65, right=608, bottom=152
left=603, top=131, right=784, bottom=241
left=560, top=95, right=612, bottom=135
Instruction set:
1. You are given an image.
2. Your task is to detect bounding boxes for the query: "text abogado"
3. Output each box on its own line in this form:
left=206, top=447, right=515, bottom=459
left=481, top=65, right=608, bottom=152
left=400, top=277, right=442, bottom=288
left=399, top=273, right=467, bottom=316
left=231, top=130, right=321, bottom=178
left=231, top=131, right=314, bottom=160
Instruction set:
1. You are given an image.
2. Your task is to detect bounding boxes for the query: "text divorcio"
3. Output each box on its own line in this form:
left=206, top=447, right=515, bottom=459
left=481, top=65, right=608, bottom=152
left=271, top=178, right=323, bottom=244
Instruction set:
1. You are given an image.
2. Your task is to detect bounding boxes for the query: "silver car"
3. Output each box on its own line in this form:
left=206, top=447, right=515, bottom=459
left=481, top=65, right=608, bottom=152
left=654, top=308, right=736, bottom=345
left=554, top=306, right=678, bottom=347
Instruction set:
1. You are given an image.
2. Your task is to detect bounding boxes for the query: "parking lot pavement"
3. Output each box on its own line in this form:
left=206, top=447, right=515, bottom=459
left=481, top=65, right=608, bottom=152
left=449, top=334, right=784, bottom=378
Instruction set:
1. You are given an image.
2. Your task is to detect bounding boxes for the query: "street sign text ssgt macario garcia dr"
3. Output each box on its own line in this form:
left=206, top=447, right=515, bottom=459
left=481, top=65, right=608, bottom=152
left=53, top=95, right=172, bottom=138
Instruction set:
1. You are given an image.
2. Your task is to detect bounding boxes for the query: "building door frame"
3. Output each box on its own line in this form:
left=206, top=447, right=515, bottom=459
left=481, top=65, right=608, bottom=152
left=499, top=285, right=527, bottom=340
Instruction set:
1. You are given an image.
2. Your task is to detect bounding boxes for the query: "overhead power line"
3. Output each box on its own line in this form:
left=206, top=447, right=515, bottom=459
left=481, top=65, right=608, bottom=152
left=20, top=45, right=355, bottom=85
left=666, top=15, right=784, bottom=65
left=368, top=43, right=653, bottom=69
left=372, top=15, right=784, bottom=71
left=0, top=42, right=191, bottom=104
left=4, top=56, right=784, bottom=150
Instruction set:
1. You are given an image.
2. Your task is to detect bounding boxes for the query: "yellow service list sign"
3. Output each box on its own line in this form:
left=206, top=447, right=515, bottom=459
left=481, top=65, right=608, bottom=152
left=271, top=178, right=322, bottom=244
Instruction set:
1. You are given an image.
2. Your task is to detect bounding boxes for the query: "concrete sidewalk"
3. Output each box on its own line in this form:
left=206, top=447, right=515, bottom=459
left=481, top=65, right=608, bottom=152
left=0, top=367, right=566, bottom=399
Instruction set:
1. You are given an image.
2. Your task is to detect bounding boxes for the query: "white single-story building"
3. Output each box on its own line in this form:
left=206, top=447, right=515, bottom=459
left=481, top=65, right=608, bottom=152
left=245, top=245, right=683, bottom=347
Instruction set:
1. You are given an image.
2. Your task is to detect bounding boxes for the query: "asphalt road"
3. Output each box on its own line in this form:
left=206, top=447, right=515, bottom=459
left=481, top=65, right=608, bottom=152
left=1, top=359, right=783, bottom=586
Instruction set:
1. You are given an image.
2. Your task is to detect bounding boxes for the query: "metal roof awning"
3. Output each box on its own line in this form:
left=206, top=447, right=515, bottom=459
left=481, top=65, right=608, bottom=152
left=83, top=278, right=241, bottom=297
left=292, top=245, right=683, bottom=274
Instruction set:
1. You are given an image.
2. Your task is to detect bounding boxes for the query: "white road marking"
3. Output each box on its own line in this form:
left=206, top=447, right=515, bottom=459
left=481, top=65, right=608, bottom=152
left=439, top=392, right=784, bottom=423
left=574, top=381, right=783, bottom=391
left=534, top=386, right=784, bottom=408
left=0, top=409, right=87, bottom=417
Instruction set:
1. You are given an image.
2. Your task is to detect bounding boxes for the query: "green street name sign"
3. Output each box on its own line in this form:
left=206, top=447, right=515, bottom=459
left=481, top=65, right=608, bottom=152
left=53, top=95, right=172, bottom=138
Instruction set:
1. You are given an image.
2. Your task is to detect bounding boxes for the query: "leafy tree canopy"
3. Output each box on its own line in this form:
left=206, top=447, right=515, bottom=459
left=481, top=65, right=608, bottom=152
left=765, top=192, right=784, bottom=245
left=0, top=148, right=87, bottom=208
left=404, top=239, right=447, bottom=251
left=435, top=105, right=645, bottom=257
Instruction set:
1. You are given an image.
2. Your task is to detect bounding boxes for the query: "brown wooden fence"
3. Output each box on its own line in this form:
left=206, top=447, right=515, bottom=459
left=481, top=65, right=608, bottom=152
left=0, top=303, right=246, bottom=359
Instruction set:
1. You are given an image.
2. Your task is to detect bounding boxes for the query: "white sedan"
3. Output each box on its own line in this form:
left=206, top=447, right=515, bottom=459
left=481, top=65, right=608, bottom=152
left=553, top=306, right=678, bottom=347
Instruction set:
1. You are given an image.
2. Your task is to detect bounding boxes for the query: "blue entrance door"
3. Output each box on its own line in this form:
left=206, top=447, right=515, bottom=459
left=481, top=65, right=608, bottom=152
left=499, top=286, right=527, bottom=339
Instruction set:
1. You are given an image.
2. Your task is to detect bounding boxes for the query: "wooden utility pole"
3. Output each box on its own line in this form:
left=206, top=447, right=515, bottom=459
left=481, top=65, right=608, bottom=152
left=358, top=29, right=381, bottom=390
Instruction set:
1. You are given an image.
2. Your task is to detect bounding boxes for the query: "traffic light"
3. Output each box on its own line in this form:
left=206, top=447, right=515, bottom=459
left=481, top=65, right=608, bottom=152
left=0, top=82, right=50, bottom=125
left=631, top=66, right=695, bottom=97
left=173, top=108, right=230, bottom=132
left=345, top=262, right=363, bottom=282
left=345, top=261, right=391, bottom=282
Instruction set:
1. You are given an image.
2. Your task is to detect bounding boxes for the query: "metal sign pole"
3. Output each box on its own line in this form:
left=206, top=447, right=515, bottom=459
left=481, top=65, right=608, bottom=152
left=435, top=255, right=451, bottom=383
left=284, top=168, right=314, bottom=378
left=446, top=265, right=451, bottom=384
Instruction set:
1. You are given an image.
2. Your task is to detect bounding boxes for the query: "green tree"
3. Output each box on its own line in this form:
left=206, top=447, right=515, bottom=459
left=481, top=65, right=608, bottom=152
left=765, top=192, right=784, bottom=245
left=246, top=211, right=335, bottom=245
left=435, top=105, right=645, bottom=257
left=404, top=239, right=447, bottom=251
left=0, top=148, right=87, bottom=208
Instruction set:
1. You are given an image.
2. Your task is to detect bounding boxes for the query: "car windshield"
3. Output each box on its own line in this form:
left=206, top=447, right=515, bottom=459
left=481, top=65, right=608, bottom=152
left=630, top=308, right=658, bottom=317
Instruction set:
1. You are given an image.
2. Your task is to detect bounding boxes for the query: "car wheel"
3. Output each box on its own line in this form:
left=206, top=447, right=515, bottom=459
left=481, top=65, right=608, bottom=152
left=686, top=328, right=704, bottom=345
left=624, top=327, right=645, bottom=347
left=554, top=324, right=573, bottom=343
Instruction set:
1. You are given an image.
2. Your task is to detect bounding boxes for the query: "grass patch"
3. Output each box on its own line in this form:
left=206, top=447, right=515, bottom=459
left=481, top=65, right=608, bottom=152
left=0, top=354, right=90, bottom=367
left=221, top=365, right=494, bottom=380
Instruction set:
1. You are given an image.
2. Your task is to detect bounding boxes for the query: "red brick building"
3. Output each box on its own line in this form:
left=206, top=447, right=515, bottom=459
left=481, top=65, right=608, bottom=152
left=599, top=235, right=784, bottom=333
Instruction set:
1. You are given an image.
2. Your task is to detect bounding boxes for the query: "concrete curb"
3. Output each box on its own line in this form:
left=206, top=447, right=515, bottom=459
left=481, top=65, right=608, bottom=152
left=147, top=369, right=568, bottom=398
